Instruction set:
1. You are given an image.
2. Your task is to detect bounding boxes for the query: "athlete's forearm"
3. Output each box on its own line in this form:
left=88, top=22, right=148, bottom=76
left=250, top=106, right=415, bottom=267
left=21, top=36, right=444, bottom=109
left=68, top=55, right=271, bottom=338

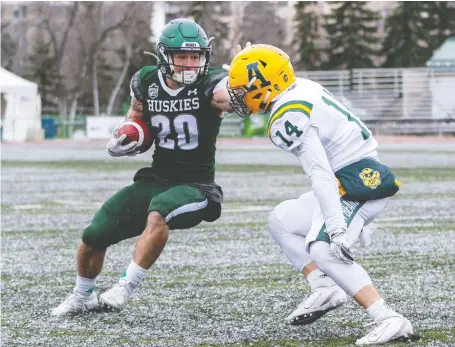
left=125, top=97, right=144, bottom=121
left=211, top=88, right=233, bottom=113
left=295, top=126, right=346, bottom=234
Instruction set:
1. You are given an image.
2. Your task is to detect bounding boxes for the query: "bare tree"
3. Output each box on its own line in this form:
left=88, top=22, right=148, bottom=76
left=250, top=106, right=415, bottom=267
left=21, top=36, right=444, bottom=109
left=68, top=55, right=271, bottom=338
left=228, top=2, right=248, bottom=59
left=105, top=3, right=154, bottom=116
left=1, top=23, right=17, bottom=71
left=105, top=43, right=132, bottom=116
left=182, top=2, right=231, bottom=67
left=51, top=2, right=136, bottom=135
left=39, top=2, right=79, bottom=136
left=240, top=2, right=285, bottom=50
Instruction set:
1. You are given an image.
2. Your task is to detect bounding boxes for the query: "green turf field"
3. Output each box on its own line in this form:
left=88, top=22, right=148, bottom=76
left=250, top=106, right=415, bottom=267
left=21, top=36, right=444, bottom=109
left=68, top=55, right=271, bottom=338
left=1, top=143, right=454, bottom=347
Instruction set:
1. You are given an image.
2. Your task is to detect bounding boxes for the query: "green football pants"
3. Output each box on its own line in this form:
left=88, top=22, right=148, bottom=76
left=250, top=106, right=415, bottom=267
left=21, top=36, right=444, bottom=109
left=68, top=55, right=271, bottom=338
left=82, top=180, right=221, bottom=249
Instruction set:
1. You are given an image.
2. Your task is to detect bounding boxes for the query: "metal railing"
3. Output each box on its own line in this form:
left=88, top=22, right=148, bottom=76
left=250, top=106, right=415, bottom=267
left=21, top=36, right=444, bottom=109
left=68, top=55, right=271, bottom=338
left=220, top=67, right=455, bottom=137
left=298, top=67, right=455, bottom=121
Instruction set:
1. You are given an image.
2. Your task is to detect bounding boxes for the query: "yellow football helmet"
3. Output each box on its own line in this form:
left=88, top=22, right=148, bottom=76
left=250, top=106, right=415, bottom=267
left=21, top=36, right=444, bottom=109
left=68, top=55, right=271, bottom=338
left=228, top=44, right=296, bottom=117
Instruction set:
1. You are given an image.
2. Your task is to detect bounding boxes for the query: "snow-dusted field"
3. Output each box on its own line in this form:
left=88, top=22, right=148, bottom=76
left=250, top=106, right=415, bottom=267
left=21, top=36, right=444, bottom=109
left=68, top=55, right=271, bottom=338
left=2, top=140, right=454, bottom=346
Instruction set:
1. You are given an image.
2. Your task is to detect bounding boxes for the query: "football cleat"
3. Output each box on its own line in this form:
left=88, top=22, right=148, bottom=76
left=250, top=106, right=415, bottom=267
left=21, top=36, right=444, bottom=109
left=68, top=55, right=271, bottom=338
left=99, top=278, right=135, bottom=310
left=356, top=314, right=418, bottom=345
left=51, top=289, right=98, bottom=316
left=286, top=285, right=348, bottom=325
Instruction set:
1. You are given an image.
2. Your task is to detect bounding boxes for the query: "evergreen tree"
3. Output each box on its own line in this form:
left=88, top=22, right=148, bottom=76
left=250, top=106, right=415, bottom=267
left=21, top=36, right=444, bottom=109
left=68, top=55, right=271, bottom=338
left=292, top=2, right=321, bottom=71
left=119, top=19, right=156, bottom=114
left=425, top=2, right=455, bottom=53
left=324, top=2, right=381, bottom=70
left=381, top=2, right=434, bottom=67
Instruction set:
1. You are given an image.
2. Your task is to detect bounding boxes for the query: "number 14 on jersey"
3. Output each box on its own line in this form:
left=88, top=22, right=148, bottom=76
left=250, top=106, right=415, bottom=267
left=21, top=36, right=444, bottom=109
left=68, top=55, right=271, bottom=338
left=275, top=120, right=303, bottom=147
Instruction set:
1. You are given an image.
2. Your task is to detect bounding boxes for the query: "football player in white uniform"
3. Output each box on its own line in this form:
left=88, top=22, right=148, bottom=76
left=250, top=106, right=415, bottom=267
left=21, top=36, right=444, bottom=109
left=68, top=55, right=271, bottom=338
left=227, top=44, right=417, bottom=345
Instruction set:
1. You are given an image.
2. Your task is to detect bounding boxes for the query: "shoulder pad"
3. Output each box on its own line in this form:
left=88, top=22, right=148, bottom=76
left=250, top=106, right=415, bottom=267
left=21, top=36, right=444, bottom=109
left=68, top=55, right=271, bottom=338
left=268, top=100, right=313, bottom=136
left=269, top=110, right=312, bottom=152
left=130, top=66, right=159, bottom=102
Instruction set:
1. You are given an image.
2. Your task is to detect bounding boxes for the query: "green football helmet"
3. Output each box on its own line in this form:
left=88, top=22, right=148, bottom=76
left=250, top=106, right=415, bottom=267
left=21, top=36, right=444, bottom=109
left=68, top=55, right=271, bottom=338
left=157, top=18, right=212, bottom=85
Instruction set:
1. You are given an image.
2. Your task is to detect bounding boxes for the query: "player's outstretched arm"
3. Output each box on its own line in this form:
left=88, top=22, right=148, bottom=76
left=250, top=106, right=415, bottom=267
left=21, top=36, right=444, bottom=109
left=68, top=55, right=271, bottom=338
left=211, top=87, right=233, bottom=113
left=293, top=126, right=353, bottom=263
left=214, top=43, right=251, bottom=113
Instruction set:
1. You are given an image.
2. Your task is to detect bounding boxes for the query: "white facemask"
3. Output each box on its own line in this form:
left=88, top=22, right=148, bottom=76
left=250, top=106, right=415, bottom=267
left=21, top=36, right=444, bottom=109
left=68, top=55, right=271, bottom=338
left=171, top=70, right=199, bottom=85
left=168, top=54, right=206, bottom=85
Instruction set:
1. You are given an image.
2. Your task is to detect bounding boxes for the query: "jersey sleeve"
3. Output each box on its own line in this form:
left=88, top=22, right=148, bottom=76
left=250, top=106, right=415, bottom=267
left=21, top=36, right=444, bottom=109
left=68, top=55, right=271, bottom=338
left=129, top=66, right=158, bottom=102
left=268, top=100, right=314, bottom=152
left=294, top=126, right=347, bottom=234
left=203, top=68, right=228, bottom=99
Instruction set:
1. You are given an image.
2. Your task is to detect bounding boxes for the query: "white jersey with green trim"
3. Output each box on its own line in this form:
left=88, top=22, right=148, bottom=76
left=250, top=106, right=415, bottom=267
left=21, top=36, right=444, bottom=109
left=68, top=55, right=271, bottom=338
left=268, top=78, right=378, bottom=172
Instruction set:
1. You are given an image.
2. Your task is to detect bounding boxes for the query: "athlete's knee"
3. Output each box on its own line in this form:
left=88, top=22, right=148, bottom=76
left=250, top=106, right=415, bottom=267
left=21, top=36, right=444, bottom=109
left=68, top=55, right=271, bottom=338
left=145, top=211, right=169, bottom=239
left=268, top=209, right=282, bottom=232
left=147, top=211, right=167, bottom=227
left=82, top=225, right=111, bottom=249
left=268, top=208, right=288, bottom=241
left=309, top=241, right=334, bottom=271
left=78, top=240, right=106, bottom=256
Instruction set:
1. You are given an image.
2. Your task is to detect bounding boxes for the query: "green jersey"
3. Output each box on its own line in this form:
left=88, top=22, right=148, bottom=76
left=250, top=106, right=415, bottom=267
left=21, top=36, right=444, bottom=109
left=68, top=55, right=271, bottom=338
left=130, top=66, right=227, bottom=183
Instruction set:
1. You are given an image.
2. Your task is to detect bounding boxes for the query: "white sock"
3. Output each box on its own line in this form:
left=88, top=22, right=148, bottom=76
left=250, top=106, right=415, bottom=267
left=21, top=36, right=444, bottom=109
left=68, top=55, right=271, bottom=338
left=124, top=261, right=148, bottom=287
left=75, top=275, right=96, bottom=295
left=366, top=298, right=394, bottom=321
left=306, top=269, right=336, bottom=290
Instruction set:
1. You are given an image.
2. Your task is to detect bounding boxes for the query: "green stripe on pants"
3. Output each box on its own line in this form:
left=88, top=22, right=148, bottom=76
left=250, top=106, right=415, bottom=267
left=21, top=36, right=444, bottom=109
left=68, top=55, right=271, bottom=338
left=316, top=199, right=366, bottom=243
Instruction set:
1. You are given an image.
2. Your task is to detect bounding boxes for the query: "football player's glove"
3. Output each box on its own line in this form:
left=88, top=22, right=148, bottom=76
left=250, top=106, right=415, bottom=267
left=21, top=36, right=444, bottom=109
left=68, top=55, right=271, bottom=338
left=223, top=42, right=252, bottom=71
left=235, top=41, right=252, bottom=54
left=329, top=229, right=354, bottom=264
left=106, top=134, right=139, bottom=157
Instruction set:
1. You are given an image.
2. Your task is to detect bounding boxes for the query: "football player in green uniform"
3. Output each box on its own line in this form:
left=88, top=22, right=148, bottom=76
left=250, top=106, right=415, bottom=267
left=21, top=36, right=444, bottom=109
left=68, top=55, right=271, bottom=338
left=52, top=18, right=233, bottom=315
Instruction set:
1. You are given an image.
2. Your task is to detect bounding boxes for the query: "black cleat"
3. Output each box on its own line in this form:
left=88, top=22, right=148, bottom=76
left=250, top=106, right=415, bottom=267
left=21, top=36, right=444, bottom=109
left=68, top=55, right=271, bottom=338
left=289, top=306, right=339, bottom=326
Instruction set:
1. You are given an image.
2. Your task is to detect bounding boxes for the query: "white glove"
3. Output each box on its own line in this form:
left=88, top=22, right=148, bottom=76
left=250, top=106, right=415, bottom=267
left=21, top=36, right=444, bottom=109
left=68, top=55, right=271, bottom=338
left=235, top=41, right=252, bottom=54
left=106, top=134, right=139, bottom=157
left=329, top=229, right=354, bottom=264
left=223, top=42, right=253, bottom=71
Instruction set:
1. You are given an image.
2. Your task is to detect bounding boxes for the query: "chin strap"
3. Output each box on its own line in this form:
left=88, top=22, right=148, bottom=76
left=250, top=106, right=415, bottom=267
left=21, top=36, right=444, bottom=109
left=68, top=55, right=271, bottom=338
left=259, top=90, right=271, bottom=111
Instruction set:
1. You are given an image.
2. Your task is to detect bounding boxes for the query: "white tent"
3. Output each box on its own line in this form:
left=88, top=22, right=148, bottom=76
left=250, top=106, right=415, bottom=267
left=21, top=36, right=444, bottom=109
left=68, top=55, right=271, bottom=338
left=0, top=67, right=44, bottom=141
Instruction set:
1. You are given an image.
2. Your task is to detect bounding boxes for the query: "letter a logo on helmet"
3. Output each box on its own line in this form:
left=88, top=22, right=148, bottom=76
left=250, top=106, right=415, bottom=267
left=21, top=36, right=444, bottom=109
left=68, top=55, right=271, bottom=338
left=228, top=44, right=296, bottom=118
left=246, top=62, right=271, bottom=91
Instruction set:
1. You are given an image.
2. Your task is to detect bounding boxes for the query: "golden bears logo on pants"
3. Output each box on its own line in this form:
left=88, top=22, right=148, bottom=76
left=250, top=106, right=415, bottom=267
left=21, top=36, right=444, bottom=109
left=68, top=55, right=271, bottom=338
left=335, top=159, right=399, bottom=201
left=359, top=168, right=381, bottom=189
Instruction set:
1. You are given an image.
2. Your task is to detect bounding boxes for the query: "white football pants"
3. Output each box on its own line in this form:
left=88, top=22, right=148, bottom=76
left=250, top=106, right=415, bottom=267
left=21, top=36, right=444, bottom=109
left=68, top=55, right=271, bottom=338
left=268, top=191, right=388, bottom=296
